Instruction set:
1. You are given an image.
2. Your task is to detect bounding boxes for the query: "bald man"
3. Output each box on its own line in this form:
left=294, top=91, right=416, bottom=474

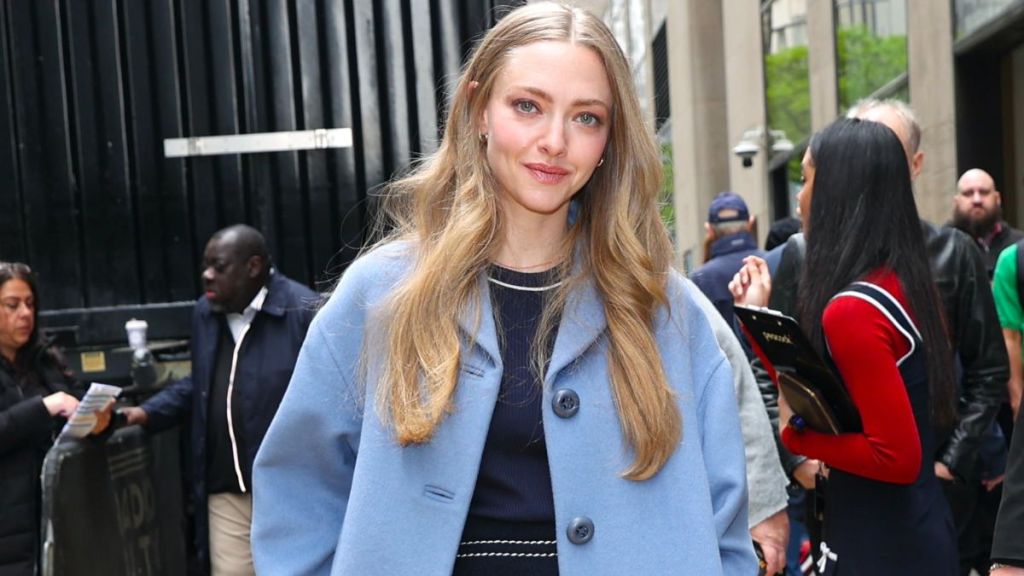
left=122, top=224, right=318, bottom=576
left=951, top=168, right=1023, bottom=277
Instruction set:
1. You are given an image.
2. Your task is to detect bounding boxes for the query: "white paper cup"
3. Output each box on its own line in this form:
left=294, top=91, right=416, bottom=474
left=125, top=319, right=149, bottom=351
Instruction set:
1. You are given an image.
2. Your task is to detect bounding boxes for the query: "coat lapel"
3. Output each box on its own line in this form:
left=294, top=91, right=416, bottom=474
left=546, top=274, right=607, bottom=382
left=457, top=273, right=502, bottom=368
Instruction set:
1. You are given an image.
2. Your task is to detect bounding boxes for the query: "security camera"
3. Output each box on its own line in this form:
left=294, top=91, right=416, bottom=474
left=769, top=130, right=795, bottom=155
left=733, top=141, right=759, bottom=168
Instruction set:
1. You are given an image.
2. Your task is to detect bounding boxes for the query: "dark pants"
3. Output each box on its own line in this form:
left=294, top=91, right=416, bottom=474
left=942, top=473, right=1001, bottom=576
left=785, top=486, right=811, bottom=576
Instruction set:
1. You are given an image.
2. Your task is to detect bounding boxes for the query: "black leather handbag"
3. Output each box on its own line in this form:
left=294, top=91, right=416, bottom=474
left=735, top=304, right=861, bottom=434
left=777, top=371, right=843, bottom=435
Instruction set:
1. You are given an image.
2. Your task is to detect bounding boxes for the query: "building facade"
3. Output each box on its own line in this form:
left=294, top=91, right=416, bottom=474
left=590, top=0, right=1024, bottom=272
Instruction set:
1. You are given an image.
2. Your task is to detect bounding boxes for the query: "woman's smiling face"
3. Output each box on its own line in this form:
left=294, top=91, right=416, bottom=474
left=479, top=40, right=612, bottom=225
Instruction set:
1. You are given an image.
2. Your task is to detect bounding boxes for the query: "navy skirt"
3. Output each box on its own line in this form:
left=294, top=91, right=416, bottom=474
left=451, top=516, right=558, bottom=576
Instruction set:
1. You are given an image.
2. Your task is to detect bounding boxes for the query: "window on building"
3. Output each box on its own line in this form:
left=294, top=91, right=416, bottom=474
left=955, top=0, right=1023, bottom=38
left=835, top=0, right=908, bottom=110
left=763, top=0, right=812, bottom=216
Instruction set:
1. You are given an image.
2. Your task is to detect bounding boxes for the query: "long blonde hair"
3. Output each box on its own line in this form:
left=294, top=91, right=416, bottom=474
left=371, top=1, right=678, bottom=481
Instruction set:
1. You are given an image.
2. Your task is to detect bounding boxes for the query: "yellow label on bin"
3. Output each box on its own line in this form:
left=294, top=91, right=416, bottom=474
left=80, top=351, right=106, bottom=373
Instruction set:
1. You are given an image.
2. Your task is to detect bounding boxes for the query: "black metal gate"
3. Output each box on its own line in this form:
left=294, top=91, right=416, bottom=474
left=0, top=0, right=524, bottom=343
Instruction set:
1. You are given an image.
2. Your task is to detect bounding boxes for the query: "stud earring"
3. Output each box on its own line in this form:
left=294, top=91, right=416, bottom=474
left=479, top=132, right=488, bottom=143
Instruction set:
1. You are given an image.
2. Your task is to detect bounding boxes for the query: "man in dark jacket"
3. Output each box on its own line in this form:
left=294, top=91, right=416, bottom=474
left=949, top=168, right=1023, bottom=278
left=691, top=191, right=763, bottom=327
left=756, top=99, right=1008, bottom=572
left=122, top=225, right=317, bottom=576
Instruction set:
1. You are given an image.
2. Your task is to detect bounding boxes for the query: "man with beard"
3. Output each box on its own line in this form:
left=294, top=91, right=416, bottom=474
left=122, top=224, right=317, bottom=576
left=951, top=168, right=1023, bottom=278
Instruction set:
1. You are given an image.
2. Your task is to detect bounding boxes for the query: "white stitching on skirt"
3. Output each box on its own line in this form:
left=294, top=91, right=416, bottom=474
left=456, top=552, right=558, bottom=559
left=460, top=540, right=557, bottom=546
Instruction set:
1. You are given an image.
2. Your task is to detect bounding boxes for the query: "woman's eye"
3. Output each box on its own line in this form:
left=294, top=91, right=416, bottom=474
left=514, top=100, right=537, bottom=114
left=578, top=112, right=601, bottom=127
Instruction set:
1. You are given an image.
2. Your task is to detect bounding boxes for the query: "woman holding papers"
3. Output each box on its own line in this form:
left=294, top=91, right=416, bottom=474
left=0, top=262, right=112, bottom=575
left=731, top=118, right=958, bottom=575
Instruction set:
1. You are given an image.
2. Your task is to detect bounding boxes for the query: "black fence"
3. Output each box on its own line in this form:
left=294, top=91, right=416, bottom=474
left=41, top=426, right=187, bottom=576
left=0, top=0, right=524, bottom=345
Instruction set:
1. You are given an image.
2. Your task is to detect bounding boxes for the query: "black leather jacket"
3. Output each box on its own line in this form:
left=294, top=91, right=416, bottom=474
left=757, top=221, right=1008, bottom=481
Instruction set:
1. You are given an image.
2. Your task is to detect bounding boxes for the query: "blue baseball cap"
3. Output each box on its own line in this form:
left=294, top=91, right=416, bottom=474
left=708, top=192, right=750, bottom=224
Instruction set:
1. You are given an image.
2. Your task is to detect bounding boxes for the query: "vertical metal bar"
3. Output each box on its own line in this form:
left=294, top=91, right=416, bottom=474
left=295, top=0, right=334, bottom=282
left=264, top=0, right=306, bottom=279
left=77, top=0, right=138, bottom=306
left=409, top=0, right=437, bottom=154
left=323, top=0, right=363, bottom=270
left=13, top=0, right=83, bottom=308
left=380, top=0, right=410, bottom=168
left=210, top=0, right=244, bottom=223
left=179, top=0, right=217, bottom=254
left=0, top=0, right=27, bottom=261
left=352, top=0, right=384, bottom=190
left=124, top=0, right=192, bottom=304
left=236, top=0, right=276, bottom=251
left=151, top=0, right=194, bottom=301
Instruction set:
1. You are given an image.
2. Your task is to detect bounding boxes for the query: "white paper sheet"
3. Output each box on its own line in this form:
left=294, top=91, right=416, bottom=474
left=57, top=382, right=122, bottom=441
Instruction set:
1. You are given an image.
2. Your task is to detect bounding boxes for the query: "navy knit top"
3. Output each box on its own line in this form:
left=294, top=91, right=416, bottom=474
left=467, top=264, right=561, bottom=522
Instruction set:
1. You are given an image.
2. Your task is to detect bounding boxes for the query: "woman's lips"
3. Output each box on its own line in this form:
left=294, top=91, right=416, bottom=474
left=525, top=163, right=569, bottom=184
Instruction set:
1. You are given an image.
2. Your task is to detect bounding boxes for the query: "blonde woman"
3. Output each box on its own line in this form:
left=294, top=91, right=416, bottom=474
left=250, top=3, right=754, bottom=574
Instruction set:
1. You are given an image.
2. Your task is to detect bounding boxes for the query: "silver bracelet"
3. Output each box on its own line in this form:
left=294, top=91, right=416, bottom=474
left=991, top=563, right=1016, bottom=574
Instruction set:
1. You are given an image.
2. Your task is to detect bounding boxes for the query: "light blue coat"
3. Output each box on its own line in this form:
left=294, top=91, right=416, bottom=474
left=251, top=242, right=756, bottom=575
